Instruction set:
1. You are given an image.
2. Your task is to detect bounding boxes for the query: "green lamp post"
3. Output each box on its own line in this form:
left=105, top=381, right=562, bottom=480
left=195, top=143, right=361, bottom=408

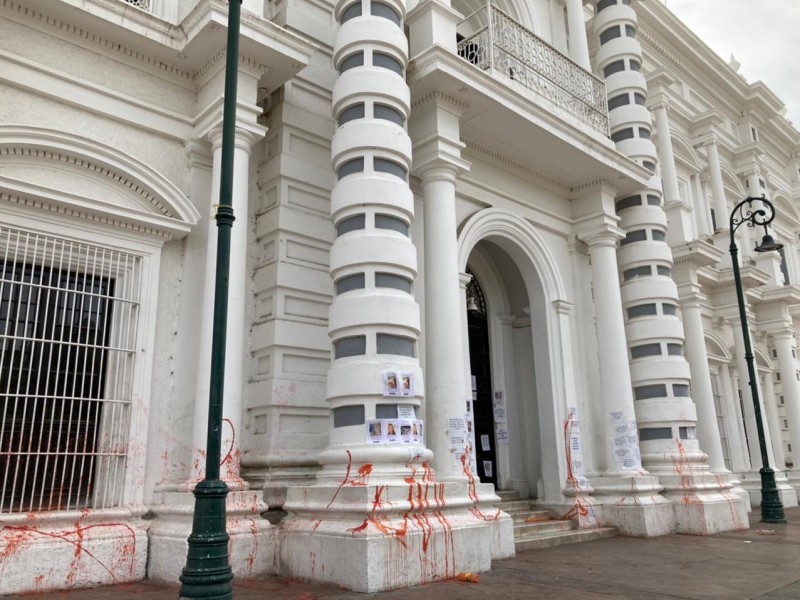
left=179, top=1, right=242, bottom=598
left=728, top=195, right=786, bottom=524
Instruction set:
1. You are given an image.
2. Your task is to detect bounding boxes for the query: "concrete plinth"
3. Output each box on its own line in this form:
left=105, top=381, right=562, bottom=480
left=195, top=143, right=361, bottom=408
left=591, top=474, right=675, bottom=536
left=147, top=489, right=276, bottom=583
left=0, top=510, right=147, bottom=595
left=657, top=471, right=750, bottom=533
left=281, top=478, right=513, bottom=592
left=740, top=471, right=799, bottom=509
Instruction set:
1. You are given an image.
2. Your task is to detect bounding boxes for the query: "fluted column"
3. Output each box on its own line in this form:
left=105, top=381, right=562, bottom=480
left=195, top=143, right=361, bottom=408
left=762, top=373, right=787, bottom=469
left=565, top=0, right=591, bottom=70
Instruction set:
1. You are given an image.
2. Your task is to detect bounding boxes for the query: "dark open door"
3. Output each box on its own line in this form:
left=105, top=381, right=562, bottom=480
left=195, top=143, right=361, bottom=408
left=468, top=309, right=497, bottom=487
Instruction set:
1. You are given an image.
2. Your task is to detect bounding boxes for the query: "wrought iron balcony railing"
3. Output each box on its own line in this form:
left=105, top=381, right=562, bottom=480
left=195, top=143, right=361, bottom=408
left=457, top=4, right=609, bottom=136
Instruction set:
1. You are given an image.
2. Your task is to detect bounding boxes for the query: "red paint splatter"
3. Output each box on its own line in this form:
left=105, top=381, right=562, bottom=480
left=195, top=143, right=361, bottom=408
left=325, top=451, right=373, bottom=509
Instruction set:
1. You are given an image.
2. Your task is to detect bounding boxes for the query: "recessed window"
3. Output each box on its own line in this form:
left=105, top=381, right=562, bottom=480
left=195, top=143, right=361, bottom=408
left=629, top=60, right=641, bottom=71
left=679, top=427, right=695, bottom=440
left=646, top=194, right=661, bottom=206
left=374, top=104, right=405, bottom=126
left=625, top=24, right=636, bottom=37
left=623, top=266, right=652, bottom=280
left=340, top=2, right=362, bottom=23
left=608, top=94, right=630, bottom=111
left=620, top=229, right=647, bottom=246
left=652, top=230, right=666, bottom=242
left=337, top=157, right=365, bottom=179
left=634, top=384, right=667, bottom=400
left=333, top=405, right=365, bottom=427
left=375, top=214, right=409, bottom=234
left=374, top=157, right=407, bottom=180
left=616, top=195, right=642, bottom=211
left=373, top=52, right=403, bottom=75
left=662, top=303, right=678, bottom=316
left=375, top=272, right=412, bottom=292
left=657, top=265, right=671, bottom=276
left=599, top=26, right=622, bottom=45
left=376, top=334, right=415, bottom=356
left=634, top=93, right=646, bottom=105
left=596, top=0, right=616, bottom=11
left=336, top=213, right=366, bottom=236
left=338, top=103, right=365, bottom=126
left=627, top=303, right=658, bottom=319
left=335, top=273, right=366, bottom=295
left=339, top=52, right=364, bottom=73
left=642, top=161, right=656, bottom=172
left=640, top=427, right=672, bottom=441
left=631, top=343, right=661, bottom=359
left=371, top=1, right=401, bottom=25
left=673, top=384, right=691, bottom=397
left=611, top=127, right=635, bottom=143
left=334, top=335, right=367, bottom=358
left=667, top=344, right=683, bottom=356
left=639, top=128, right=651, bottom=139
left=603, top=60, right=626, bottom=77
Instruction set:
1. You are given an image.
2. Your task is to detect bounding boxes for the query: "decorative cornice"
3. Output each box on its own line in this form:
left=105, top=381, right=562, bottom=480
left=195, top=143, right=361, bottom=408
left=637, top=26, right=739, bottom=118
left=411, top=90, right=468, bottom=113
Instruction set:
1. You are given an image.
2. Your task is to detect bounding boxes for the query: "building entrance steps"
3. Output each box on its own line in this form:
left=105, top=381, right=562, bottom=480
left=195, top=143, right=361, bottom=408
left=493, top=489, right=618, bottom=550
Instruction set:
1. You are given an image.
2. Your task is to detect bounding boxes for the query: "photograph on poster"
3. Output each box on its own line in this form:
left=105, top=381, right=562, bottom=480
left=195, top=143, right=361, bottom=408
left=366, top=419, right=424, bottom=444
left=383, top=371, right=415, bottom=397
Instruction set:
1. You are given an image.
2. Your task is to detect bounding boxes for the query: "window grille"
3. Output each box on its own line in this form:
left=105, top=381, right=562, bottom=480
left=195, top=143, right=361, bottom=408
left=0, top=226, right=141, bottom=513
left=123, top=0, right=152, bottom=10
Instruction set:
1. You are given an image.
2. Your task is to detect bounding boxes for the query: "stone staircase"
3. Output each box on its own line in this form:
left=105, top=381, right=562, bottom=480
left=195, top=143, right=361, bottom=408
left=493, top=490, right=618, bottom=551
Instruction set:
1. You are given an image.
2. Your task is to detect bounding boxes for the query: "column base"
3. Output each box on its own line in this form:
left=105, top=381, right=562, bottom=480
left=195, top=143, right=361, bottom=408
left=147, top=489, right=276, bottom=583
left=656, top=471, right=750, bottom=533
left=0, top=509, right=147, bottom=595
left=590, top=474, right=675, bottom=536
left=281, top=478, right=513, bottom=592
left=740, top=470, right=799, bottom=508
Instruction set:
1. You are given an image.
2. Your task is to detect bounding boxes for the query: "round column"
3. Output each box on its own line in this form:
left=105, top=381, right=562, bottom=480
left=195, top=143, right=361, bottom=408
left=774, top=331, right=800, bottom=472
left=319, top=0, right=431, bottom=477
left=704, top=139, right=728, bottom=230
left=653, top=102, right=680, bottom=204
left=585, top=231, right=642, bottom=475
left=566, top=0, right=591, bottom=70
left=680, top=295, right=727, bottom=472
left=422, top=167, right=470, bottom=480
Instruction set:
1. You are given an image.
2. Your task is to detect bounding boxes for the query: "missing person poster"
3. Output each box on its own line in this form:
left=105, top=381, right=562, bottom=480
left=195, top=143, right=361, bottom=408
left=366, top=419, right=424, bottom=445
left=383, top=371, right=415, bottom=397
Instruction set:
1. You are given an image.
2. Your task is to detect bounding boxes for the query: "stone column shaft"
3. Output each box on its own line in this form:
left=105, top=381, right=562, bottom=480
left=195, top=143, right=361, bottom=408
left=774, top=332, right=800, bottom=471
left=654, top=104, right=680, bottom=204
left=705, top=140, right=728, bottom=230
left=681, top=298, right=727, bottom=471
left=566, top=0, right=591, bottom=70
left=423, top=168, right=470, bottom=480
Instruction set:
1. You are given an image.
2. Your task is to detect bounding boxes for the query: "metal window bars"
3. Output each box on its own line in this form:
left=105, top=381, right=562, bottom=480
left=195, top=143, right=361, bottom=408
left=0, top=226, right=141, bottom=513
left=456, top=3, right=609, bottom=136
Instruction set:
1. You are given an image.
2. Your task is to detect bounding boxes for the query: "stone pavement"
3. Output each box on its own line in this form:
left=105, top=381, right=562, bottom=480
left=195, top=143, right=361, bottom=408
left=8, top=507, right=800, bottom=600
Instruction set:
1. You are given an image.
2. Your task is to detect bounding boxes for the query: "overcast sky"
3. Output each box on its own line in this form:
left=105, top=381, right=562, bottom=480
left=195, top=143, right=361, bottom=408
left=661, top=0, right=800, bottom=128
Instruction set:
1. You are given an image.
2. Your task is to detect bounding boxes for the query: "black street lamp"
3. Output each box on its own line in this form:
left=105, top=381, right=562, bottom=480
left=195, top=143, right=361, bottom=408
left=179, top=1, right=242, bottom=598
left=729, top=195, right=786, bottom=524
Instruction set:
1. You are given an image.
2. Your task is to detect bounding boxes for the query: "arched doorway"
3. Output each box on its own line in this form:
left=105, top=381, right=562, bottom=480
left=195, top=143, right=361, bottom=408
left=458, top=208, right=573, bottom=506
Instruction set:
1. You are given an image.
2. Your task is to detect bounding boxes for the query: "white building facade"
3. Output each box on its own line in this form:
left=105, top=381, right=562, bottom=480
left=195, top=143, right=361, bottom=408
left=0, top=0, right=798, bottom=594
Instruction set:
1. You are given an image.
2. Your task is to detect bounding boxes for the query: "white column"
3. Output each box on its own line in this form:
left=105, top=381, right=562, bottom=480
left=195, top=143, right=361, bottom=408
left=423, top=166, right=470, bottom=480
left=565, top=0, right=591, bottom=70
left=723, top=361, right=752, bottom=471
left=774, top=331, right=800, bottom=472
left=731, top=322, right=778, bottom=469
left=705, top=139, right=728, bottom=230
left=762, top=372, right=786, bottom=468
left=653, top=102, right=680, bottom=204
left=680, top=295, right=727, bottom=472
left=584, top=230, right=641, bottom=474
left=191, top=127, right=256, bottom=488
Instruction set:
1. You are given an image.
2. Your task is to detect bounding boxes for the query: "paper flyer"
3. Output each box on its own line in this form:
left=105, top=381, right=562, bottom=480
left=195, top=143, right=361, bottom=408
left=382, top=371, right=415, bottom=397
left=367, top=419, right=423, bottom=445
left=608, top=410, right=641, bottom=470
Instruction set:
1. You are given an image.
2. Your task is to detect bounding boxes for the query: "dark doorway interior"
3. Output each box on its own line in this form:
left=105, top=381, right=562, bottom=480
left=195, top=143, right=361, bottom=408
left=467, top=286, right=497, bottom=488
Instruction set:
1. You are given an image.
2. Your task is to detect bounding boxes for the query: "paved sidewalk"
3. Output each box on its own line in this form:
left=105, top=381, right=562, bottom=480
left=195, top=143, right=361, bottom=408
left=8, top=508, right=800, bottom=599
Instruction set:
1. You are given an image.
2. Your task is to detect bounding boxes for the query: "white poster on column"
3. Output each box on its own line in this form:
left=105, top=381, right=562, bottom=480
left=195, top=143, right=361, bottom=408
left=608, top=409, right=642, bottom=471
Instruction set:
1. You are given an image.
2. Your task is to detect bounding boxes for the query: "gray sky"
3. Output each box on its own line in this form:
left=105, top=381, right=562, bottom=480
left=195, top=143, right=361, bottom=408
left=662, top=0, right=800, bottom=128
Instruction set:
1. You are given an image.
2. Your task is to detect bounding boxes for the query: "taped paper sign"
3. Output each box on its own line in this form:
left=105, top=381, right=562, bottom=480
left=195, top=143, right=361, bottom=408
left=382, top=371, right=415, bottom=397
left=608, top=410, right=641, bottom=470
left=367, top=419, right=423, bottom=445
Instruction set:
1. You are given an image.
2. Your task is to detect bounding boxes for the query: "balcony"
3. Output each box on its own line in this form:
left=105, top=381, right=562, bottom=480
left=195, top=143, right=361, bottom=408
left=456, top=4, right=609, bottom=136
